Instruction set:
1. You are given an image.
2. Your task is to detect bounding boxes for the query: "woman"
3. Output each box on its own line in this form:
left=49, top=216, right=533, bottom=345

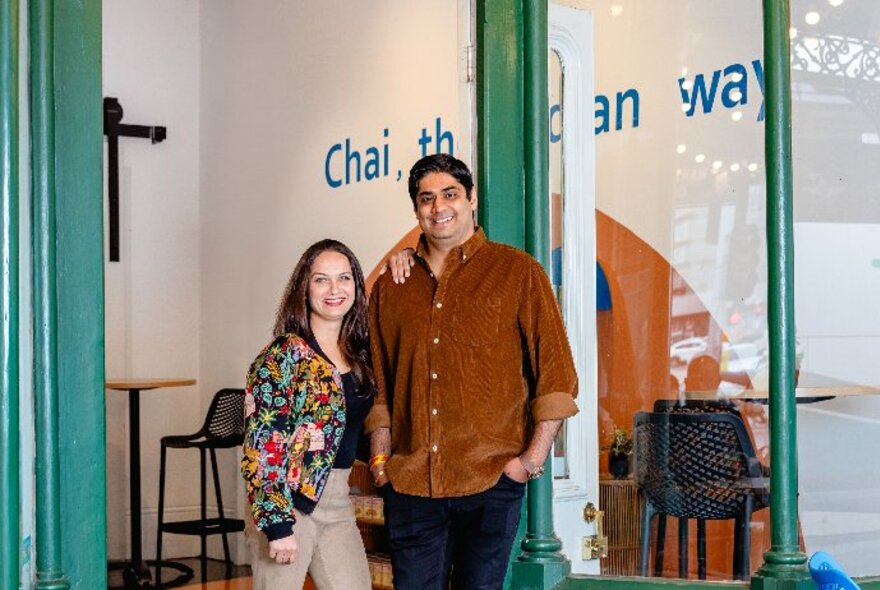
left=242, top=239, right=387, bottom=589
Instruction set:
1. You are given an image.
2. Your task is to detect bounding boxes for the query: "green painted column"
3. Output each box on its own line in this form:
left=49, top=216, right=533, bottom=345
left=476, top=3, right=528, bottom=588
left=513, top=1, right=570, bottom=588
left=0, top=1, right=21, bottom=589
left=54, top=1, right=106, bottom=588
left=522, top=0, right=549, bottom=267
left=751, top=1, right=811, bottom=588
left=30, top=1, right=69, bottom=588
left=476, top=0, right=525, bottom=248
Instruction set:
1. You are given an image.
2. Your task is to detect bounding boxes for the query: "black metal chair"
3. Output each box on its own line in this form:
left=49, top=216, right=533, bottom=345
left=648, top=398, right=744, bottom=578
left=633, top=411, right=769, bottom=581
left=155, top=388, right=246, bottom=587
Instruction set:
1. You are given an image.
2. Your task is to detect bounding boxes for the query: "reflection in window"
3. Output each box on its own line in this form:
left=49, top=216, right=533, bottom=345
left=549, top=50, right=568, bottom=480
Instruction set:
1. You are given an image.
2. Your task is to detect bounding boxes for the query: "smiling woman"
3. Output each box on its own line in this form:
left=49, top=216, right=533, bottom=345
left=308, top=252, right=356, bottom=330
left=242, top=239, right=375, bottom=590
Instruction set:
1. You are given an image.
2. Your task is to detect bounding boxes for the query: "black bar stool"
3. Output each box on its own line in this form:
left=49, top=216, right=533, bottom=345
left=155, top=388, right=246, bottom=587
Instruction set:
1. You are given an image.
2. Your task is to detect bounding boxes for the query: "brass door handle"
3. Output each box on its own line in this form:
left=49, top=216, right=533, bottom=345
left=581, top=502, right=608, bottom=560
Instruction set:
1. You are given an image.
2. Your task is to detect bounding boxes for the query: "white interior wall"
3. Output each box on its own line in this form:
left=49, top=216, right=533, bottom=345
left=103, top=0, right=202, bottom=561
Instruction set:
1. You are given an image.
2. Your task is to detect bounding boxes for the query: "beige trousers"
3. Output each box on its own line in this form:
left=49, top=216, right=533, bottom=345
left=246, top=468, right=372, bottom=590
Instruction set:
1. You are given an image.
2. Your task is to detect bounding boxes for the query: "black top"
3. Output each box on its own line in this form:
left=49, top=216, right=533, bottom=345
left=290, top=337, right=373, bottom=519
left=306, top=336, right=373, bottom=469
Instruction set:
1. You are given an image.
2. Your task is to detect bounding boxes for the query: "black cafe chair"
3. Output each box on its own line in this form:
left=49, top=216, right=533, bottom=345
left=155, top=388, right=246, bottom=587
left=633, top=411, right=769, bottom=581
left=649, top=397, right=747, bottom=578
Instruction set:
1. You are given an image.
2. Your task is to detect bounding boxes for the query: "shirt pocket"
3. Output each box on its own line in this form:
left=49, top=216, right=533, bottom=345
left=450, top=295, right=502, bottom=346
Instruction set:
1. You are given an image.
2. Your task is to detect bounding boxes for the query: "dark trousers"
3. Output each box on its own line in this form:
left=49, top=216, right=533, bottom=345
left=381, top=474, right=526, bottom=590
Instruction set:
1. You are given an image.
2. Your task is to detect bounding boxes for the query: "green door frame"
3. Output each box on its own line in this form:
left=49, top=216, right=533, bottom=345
left=1, top=0, right=22, bottom=585
left=3, top=2, right=104, bottom=589
left=29, top=0, right=107, bottom=590
left=54, top=1, right=106, bottom=588
left=31, top=0, right=71, bottom=588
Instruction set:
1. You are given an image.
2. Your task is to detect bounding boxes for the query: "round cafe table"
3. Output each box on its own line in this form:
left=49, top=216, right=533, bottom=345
left=684, top=370, right=880, bottom=402
left=106, top=378, right=196, bottom=589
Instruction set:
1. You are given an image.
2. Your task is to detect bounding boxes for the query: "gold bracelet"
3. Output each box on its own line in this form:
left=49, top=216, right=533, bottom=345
left=369, top=454, right=389, bottom=468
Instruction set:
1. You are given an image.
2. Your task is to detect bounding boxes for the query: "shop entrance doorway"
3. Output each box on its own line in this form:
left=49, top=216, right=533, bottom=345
left=548, top=4, right=600, bottom=575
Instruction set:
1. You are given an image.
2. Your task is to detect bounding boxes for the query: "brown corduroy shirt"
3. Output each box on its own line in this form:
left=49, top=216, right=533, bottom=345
left=364, top=228, right=578, bottom=497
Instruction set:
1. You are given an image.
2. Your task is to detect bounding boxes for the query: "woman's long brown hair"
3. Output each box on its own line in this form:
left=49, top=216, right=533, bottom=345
left=273, top=239, right=375, bottom=396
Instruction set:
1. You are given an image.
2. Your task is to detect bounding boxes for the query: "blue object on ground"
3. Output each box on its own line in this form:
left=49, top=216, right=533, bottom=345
left=808, top=551, right=860, bottom=590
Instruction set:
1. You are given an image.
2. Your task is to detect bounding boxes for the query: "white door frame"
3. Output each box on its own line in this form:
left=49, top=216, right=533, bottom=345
left=549, top=3, right=599, bottom=575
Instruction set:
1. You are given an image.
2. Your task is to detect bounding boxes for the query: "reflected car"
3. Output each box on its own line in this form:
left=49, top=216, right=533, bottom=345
left=723, top=342, right=762, bottom=373
left=670, top=336, right=708, bottom=366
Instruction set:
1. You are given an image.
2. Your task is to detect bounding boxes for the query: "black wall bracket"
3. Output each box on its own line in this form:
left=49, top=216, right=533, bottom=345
left=103, top=97, right=167, bottom=262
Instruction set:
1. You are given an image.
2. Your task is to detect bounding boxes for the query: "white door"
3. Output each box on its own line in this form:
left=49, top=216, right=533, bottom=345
left=548, top=4, right=600, bottom=576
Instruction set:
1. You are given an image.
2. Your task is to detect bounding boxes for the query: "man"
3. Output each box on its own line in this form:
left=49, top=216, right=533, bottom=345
left=365, top=153, right=578, bottom=589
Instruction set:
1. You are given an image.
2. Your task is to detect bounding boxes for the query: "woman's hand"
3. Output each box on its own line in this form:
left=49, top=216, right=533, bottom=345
left=379, top=248, right=415, bottom=284
left=268, top=534, right=298, bottom=564
left=503, top=457, right=530, bottom=483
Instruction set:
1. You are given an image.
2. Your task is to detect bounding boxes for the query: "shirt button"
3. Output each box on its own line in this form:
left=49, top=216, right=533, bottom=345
left=432, top=408, right=438, bottom=416
left=436, top=302, right=443, bottom=309
left=432, top=444, right=438, bottom=453
left=433, top=337, right=440, bottom=344
left=431, top=372, right=438, bottom=380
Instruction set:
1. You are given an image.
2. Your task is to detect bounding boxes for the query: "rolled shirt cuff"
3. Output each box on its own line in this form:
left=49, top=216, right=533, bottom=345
left=531, top=391, right=579, bottom=422
left=364, top=403, right=391, bottom=433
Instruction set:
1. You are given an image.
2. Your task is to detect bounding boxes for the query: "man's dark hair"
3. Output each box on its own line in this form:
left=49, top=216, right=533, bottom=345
left=407, top=153, right=474, bottom=206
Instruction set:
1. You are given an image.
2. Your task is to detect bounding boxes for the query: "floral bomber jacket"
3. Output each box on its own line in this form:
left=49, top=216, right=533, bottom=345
left=241, top=333, right=346, bottom=540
